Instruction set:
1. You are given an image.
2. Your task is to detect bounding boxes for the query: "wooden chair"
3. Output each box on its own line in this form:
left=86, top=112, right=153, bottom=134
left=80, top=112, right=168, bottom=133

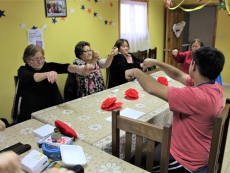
left=112, top=109, right=172, bottom=173
left=131, top=51, right=139, bottom=58
left=207, top=98, right=230, bottom=173
left=138, top=50, right=148, bottom=60
left=148, top=47, right=157, bottom=70
left=106, top=68, right=111, bottom=89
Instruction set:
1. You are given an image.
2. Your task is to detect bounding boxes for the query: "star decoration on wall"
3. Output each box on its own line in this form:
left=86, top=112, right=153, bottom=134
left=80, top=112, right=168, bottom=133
left=165, top=0, right=173, bottom=8
left=87, top=8, right=92, bottom=14
left=110, top=2, right=114, bottom=7
left=81, top=5, right=85, bottom=11
left=70, top=8, right=75, bottom=14
left=109, top=20, right=112, bottom=25
left=61, top=17, right=66, bottom=21
left=21, top=22, right=27, bottom=29
left=99, top=15, right=103, bottom=20
left=0, top=10, right=6, bottom=18
left=102, top=0, right=105, bottom=4
left=80, top=0, right=84, bottom=1
left=94, top=0, right=98, bottom=3
left=42, top=24, right=47, bottom=30
left=93, top=12, right=97, bottom=17
left=112, top=21, right=115, bottom=26
left=104, top=20, right=108, bottom=24
left=52, top=18, right=57, bottom=24
left=215, top=0, right=228, bottom=10
left=31, top=25, right=37, bottom=29
left=88, top=0, right=91, bottom=2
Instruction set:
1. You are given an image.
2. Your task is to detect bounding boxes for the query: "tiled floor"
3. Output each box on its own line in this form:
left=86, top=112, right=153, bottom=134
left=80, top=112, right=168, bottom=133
left=222, top=85, right=230, bottom=172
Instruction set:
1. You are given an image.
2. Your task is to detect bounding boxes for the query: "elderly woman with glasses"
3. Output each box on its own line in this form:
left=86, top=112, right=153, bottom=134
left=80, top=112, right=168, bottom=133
left=12, top=44, right=95, bottom=124
left=73, top=41, right=118, bottom=98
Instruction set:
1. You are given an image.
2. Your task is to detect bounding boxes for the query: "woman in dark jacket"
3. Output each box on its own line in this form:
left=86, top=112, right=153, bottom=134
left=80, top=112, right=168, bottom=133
left=109, top=39, right=143, bottom=88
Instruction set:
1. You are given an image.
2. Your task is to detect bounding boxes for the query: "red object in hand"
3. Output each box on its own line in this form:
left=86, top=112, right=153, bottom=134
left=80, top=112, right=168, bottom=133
left=101, top=97, right=123, bottom=111
left=157, top=77, right=168, bottom=86
left=55, top=120, right=77, bottom=139
left=125, top=88, right=139, bottom=100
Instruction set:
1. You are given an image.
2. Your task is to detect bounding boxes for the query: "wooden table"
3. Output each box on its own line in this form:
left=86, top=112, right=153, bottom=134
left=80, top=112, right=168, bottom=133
left=32, top=70, right=185, bottom=158
left=0, top=119, right=149, bottom=173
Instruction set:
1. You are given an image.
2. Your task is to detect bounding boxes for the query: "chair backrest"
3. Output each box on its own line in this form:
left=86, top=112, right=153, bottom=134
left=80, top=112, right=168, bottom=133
left=106, top=67, right=111, bottom=89
left=148, top=47, right=157, bottom=70
left=138, top=50, right=148, bottom=60
left=112, top=109, right=172, bottom=173
left=14, top=76, right=18, bottom=90
left=64, top=73, right=78, bottom=102
left=131, top=51, right=139, bottom=58
left=207, top=98, right=230, bottom=173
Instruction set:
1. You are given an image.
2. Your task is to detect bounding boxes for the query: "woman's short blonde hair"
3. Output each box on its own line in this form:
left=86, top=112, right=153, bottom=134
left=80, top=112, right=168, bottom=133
left=23, top=44, right=44, bottom=63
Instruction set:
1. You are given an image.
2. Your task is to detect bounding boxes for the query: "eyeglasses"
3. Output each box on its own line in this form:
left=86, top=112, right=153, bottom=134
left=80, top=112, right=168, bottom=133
left=30, top=57, right=45, bottom=63
left=83, top=49, right=93, bottom=53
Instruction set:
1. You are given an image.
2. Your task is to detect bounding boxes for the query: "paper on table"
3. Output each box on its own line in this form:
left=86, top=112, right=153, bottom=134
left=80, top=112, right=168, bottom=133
left=105, top=108, right=145, bottom=122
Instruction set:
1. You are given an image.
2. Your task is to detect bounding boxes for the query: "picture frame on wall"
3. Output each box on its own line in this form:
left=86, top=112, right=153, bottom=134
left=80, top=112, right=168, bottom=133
left=45, top=0, right=67, bottom=17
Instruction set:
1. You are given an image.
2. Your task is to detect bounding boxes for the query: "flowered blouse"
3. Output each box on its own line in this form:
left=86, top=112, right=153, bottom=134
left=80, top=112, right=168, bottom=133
left=73, top=58, right=106, bottom=98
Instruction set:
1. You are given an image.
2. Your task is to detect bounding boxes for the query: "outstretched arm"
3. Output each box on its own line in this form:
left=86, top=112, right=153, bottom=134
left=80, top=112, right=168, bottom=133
left=142, top=59, right=188, bottom=86
left=99, top=47, right=118, bottom=68
left=125, top=68, right=168, bottom=101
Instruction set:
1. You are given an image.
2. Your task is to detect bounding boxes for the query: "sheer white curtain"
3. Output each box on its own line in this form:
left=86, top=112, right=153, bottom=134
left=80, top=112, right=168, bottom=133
left=120, top=0, right=151, bottom=52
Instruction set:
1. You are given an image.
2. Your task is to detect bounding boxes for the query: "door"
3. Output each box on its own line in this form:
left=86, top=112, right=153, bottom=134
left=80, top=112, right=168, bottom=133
left=164, top=8, right=184, bottom=69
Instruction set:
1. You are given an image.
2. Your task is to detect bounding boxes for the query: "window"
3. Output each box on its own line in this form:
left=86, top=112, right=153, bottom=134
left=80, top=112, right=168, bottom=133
left=120, top=0, right=151, bottom=52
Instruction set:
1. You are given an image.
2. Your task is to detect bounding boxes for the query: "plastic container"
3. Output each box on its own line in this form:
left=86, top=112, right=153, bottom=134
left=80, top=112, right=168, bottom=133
left=42, top=141, right=73, bottom=161
left=60, top=145, right=86, bottom=167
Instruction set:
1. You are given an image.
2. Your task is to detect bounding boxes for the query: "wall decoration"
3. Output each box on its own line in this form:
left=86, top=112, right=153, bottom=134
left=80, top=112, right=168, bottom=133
left=93, top=12, right=97, bottom=17
left=31, top=25, right=38, bottom=29
left=109, top=20, right=112, bottom=25
left=104, top=20, right=108, bottom=24
left=110, top=2, right=114, bottom=7
left=81, top=5, right=85, bottom=11
left=99, top=15, right=103, bottom=20
left=70, top=8, right=75, bottom=14
left=52, top=17, right=57, bottom=24
left=0, top=10, right=5, bottom=18
left=42, top=24, right=47, bottom=30
left=94, top=0, right=98, bottom=3
left=102, top=0, right=105, bottom=4
left=61, top=17, right=66, bottom=20
left=45, top=0, right=67, bottom=17
left=87, top=8, right=92, bottom=14
left=112, top=22, right=115, bottom=26
left=27, top=29, right=44, bottom=49
left=165, top=0, right=173, bottom=8
left=21, top=22, right=27, bottom=29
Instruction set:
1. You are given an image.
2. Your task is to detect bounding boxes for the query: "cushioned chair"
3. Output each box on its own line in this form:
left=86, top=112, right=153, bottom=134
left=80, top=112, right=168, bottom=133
left=112, top=109, right=172, bottom=173
left=148, top=47, right=157, bottom=70
left=206, top=98, right=230, bottom=173
left=64, top=73, right=78, bottom=102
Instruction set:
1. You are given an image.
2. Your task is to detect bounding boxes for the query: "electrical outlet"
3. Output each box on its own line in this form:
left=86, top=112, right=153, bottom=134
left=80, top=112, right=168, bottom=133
left=220, top=34, right=223, bottom=39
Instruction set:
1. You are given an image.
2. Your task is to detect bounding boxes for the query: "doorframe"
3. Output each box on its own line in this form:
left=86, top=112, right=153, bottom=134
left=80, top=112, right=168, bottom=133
left=180, top=3, right=218, bottom=47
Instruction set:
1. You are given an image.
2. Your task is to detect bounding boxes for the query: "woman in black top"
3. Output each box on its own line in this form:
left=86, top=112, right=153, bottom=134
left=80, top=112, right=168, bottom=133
left=12, top=44, right=95, bottom=124
left=109, top=39, right=143, bottom=88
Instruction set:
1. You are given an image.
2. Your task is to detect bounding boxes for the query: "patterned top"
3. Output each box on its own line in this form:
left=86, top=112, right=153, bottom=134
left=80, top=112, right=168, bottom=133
left=73, top=58, right=106, bottom=98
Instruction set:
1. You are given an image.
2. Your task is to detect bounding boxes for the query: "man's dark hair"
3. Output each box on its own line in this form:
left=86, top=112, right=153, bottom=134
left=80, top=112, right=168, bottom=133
left=192, top=46, right=225, bottom=80
left=114, top=39, right=129, bottom=52
left=74, top=41, right=90, bottom=58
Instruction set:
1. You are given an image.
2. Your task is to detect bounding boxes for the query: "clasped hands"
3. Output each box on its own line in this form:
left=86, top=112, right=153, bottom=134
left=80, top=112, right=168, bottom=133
left=125, top=58, right=156, bottom=81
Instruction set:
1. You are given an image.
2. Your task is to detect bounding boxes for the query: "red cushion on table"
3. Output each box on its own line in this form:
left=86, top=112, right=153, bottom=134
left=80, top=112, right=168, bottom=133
left=55, top=120, right=77, bottom=139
